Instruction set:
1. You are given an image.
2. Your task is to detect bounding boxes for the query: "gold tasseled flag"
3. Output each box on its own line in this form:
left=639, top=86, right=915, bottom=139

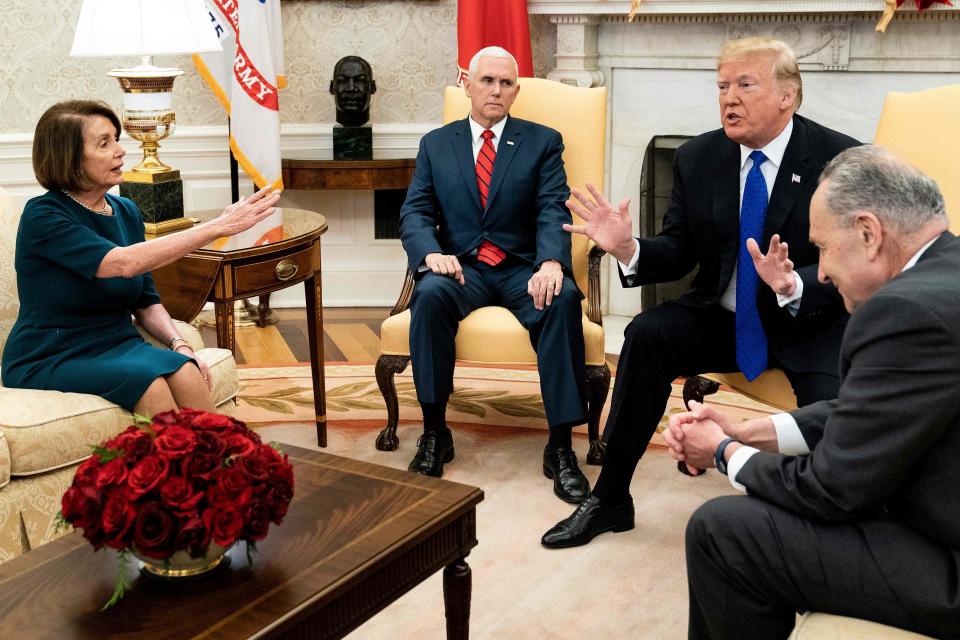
left=876, top=0, right=899, bottom=32
left=628, top=0, right=644, bottom=22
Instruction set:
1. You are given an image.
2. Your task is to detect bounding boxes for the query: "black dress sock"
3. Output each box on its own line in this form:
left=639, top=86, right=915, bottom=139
left=420, top=401, right=448, bottom=433
left=547, top=424, right=573, bottom=450
left=592, top=450, right=638, bottom=505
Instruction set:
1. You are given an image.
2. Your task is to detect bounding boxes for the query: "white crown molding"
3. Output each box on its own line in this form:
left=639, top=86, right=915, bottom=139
left=528, top=0, right=959, bottom=16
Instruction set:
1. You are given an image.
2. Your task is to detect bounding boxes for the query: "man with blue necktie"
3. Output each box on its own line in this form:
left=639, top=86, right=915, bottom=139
left=542, top=37, right=859, bottom=547
left=399, top=46, right=589, bottom=501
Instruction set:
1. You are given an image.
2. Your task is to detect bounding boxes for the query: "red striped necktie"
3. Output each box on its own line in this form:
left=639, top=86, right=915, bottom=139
left=476, top=129, right=506, bottom=266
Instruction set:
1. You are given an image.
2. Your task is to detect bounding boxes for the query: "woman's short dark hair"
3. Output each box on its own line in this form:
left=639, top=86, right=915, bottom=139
left=33, top=100, right=121, bottom=192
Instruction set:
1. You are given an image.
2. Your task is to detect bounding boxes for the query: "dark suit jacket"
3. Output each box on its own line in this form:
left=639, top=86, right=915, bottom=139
left=738, top=232, right=960, bottom=617
left=623, top=114, right=860, bottom=375
left=399, top=115, right=572, bottom=276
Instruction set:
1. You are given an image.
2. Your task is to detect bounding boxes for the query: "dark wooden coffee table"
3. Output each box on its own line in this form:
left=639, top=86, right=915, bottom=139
left=0, top=446, right=484, bottom=639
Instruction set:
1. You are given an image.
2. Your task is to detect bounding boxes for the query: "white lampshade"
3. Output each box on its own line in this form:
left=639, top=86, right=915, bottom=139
left=70, top=0, right=222, bottom=58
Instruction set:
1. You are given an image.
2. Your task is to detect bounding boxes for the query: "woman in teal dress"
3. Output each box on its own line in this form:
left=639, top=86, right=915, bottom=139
left=2, top=100, right=280, bottom=416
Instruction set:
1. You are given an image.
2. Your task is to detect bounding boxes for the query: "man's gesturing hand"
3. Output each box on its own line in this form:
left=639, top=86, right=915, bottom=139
left=747, top=234, right=798, bottom=297
left=425, top=253, right=465, bottom=285
left=563, top=183, right=637, bottom=265
left=528, top=259, right=563, bottom=310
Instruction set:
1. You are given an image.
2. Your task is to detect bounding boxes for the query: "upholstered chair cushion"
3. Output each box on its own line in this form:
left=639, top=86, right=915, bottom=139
left=789, top=613, right=933, bottom=639
left=0, top=344, right=238, bottom=478
left=0, top=431, right=9, bottom=490
left=380, top=307, right=607, bottom=367
left=704, top=370, right=798, bottom=412
left=0, top=465, right=75, bottom=563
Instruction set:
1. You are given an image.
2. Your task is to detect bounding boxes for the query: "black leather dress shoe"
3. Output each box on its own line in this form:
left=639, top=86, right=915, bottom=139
left=408, top=429, right=455, bottom=477
left=541, top=494, right=635, bottom=548
left=543, top=445, right=590, bottom=504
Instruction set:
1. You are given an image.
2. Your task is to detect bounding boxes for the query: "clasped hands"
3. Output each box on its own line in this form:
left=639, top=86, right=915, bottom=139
left=424, top=253, right=564, bottom=310
left=662, top=401, right=739, bottom=475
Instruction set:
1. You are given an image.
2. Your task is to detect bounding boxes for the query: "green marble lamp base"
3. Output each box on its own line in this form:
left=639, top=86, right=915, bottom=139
left=120, top=171, right=184, bottom=224
left=333, top=125, right=373, bottom=160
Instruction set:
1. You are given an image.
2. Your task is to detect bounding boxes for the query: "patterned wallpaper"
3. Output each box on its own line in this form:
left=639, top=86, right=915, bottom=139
left=0, top=1, right=556, bottom=135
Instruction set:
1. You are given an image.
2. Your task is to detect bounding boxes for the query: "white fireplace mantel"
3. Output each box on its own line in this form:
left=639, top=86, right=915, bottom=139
left=530, top=1, right=960, bottom=87
left=528, top=0, right=957, bottom=16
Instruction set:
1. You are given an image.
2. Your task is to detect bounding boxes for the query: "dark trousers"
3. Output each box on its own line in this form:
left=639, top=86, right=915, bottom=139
left=596, top=303, right=838, bottom=499
left=408, top=261, right=586, bottom=428
left=686, top=495, right=960, bottom=639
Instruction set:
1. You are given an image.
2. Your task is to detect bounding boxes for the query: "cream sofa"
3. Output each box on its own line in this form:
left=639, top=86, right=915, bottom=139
left=0, top=187, right=240, bottom=563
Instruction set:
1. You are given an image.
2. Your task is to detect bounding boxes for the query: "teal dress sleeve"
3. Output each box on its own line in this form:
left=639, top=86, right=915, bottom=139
left=17, top=204, right=117, bottom=279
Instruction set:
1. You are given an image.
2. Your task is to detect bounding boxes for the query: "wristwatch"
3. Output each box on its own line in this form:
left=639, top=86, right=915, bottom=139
left=715, top=437, right=739, bottom=476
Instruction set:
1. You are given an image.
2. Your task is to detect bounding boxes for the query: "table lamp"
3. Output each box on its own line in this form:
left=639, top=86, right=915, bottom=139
left=70, top=0, right=222, bottom=233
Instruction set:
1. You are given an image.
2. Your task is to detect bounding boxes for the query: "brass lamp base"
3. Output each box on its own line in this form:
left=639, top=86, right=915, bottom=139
left=123, top=169, right=181, bottom=184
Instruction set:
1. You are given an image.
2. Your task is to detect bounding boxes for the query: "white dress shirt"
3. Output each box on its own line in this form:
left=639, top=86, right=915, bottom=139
left=468, top=114, right=507, bottom=161
left=726, top=234, right=943, bottom=492
left=620, top=119, right=802, bottom=312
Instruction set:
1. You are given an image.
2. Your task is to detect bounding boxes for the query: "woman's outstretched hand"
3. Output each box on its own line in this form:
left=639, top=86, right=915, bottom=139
left=212, top=186, right=282, bottom=236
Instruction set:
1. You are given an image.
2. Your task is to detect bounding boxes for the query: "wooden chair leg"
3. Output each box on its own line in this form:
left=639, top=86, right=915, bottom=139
left=375, top=354, right=411, bottom=451
left=585, top=363, right=611, bottom=466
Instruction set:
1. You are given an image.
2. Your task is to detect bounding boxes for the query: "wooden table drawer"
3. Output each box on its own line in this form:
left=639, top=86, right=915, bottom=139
left=233, top=243, right=317, bottom=295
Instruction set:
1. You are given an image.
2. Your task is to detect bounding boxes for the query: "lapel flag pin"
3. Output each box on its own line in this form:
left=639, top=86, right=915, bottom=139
left=506, top=140, right=515, bottom=145
left=791, top=173, right=801, bottom=183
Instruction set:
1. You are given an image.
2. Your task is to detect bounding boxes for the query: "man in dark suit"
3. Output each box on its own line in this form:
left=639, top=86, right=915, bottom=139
left=664, top=145, right=960, bottom=639
left=399, top=46, right=589, bottom=501
left=542, top=37, right=859, bottom=547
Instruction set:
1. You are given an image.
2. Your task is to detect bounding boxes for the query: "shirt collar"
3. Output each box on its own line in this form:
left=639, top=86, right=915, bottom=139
left=902, top=235, right=940, bottom=272
left=740, top=117, right=794, bottom=171
left=469, top=113, right=508, bottom=144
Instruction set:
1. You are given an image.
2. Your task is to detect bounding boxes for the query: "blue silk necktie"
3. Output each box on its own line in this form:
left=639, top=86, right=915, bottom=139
left=736, top=150, right=769, bottom=381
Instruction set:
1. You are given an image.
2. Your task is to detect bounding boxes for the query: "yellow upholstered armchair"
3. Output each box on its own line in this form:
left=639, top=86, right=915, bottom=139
left=375, top=78, right=610, bottom=464
left=0, top=187, right=239, bottom=563
left=874, top=84, right=960, bottom=231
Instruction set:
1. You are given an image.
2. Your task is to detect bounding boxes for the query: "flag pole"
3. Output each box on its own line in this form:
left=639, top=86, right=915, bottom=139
left=228, top=117, right=240, bottom=204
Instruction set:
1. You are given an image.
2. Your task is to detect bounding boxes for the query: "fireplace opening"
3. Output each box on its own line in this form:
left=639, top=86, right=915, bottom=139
left=638, top=134, right=696, bottom=311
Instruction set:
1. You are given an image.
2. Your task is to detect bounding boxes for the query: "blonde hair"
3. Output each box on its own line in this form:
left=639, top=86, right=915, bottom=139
left=717, top=37, right=802, bottom=111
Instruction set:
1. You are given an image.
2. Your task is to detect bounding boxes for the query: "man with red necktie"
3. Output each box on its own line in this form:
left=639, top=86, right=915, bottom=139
left=399, top=46, right=589, bottom=501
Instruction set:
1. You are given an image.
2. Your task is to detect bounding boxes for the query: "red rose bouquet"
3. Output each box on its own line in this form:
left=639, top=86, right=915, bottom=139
left=57, top=409, right=294, bottom=608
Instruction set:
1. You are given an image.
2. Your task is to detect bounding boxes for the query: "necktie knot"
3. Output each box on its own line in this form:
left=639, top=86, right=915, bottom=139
left=749, top=150, right=767, bottom=167
left=481, top=129, right=494, bottom=141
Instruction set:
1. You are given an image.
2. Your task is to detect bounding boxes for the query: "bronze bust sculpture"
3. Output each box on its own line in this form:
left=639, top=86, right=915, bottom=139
left=330, top=56, right=377, bottom=128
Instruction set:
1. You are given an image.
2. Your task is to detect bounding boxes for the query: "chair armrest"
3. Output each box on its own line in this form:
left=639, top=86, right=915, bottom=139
left=389, top=269, right=416, bottom=316
left=586, top=243, right=606, bottom=325
left=0, top=431, right=10, bottom=489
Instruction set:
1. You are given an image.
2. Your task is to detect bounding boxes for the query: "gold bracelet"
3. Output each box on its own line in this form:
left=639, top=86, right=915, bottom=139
left=168, top=337, right=188, bottom=350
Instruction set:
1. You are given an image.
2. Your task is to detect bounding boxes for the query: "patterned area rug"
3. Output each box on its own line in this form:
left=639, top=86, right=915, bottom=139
left=238, top=363, right=778, bottom=446
left=237, top=364, right=782, bottom=638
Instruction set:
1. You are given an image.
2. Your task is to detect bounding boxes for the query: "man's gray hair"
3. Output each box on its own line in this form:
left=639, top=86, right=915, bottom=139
left=468, top=46, right=518, bottom=80
left=819, top=145, right=946, bottom=234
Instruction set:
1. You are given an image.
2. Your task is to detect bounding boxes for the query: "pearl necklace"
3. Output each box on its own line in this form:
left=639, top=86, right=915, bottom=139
left=62, top=190, right=112, bottom=216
